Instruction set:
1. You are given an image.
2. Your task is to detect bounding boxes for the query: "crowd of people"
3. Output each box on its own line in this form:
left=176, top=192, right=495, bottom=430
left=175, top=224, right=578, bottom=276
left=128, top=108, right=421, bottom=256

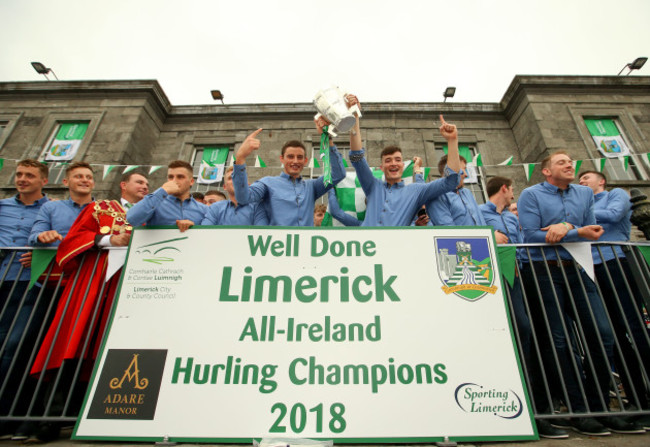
left=0, top=95, right=648, bottom=441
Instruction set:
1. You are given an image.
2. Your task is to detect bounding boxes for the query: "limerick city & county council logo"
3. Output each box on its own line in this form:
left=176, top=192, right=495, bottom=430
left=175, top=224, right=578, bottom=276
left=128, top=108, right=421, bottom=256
left=87, top=349, right=167, bottom=420
left=135, top=236, right=188, bottom=264
left=434, top=237, right=497, bottom=301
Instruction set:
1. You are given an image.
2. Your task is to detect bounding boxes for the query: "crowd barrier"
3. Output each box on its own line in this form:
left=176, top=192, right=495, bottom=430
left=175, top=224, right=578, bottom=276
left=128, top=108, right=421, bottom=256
left=1, top=242, right=650, bottom=429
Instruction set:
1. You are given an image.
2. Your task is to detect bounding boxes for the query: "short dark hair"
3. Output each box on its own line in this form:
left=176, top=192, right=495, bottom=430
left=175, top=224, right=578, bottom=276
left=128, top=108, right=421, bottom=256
left=121, top=170, right=148, bottom=183
left=380, top=146, right=403, bottom=160
left=437, top=154, right=467, bottom=175
left=486, top=176, right=513, bottom=198
left=168, top=160, right=194, bottom=174
left=541, top=150, right=570, bottom=171
left=205, top=190, right=227, bottom=200
left=65, top=161, right=93, bottom=177
left=578, top=170, right=607, bottom=187
left=281, top=140, right=306, bottom=156
left=191, top=192, right=205, bottom=200
left=18, top=159, right=48, bottom=178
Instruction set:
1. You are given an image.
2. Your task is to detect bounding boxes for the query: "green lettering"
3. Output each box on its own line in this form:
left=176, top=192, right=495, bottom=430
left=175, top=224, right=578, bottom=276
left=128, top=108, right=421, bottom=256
left=247, top=235, right=272, bottom=256
left=374, top=264, right=400, bottom=302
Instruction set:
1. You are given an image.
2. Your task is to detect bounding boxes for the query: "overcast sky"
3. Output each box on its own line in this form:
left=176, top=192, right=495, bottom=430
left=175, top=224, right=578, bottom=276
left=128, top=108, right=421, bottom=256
left=1, top=0, right=648, bottom=106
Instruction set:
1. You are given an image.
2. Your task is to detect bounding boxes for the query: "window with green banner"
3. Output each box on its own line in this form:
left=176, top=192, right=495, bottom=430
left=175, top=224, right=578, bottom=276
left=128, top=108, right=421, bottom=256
left=440, top=145, right=486, bottom=203
left=584, top=118, right=646, bottom=181
left=44, top=122, right=89, bottom=161
left=191, top=147, right=232, bottom=190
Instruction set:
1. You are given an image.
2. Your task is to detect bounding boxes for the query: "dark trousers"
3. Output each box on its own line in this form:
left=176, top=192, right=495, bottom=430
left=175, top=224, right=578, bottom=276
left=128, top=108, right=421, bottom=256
left=522, top=262, right=615, bottom=413
left=0, top=281, right=49, bottom=415
left=595, top=258, right=650, bottom=409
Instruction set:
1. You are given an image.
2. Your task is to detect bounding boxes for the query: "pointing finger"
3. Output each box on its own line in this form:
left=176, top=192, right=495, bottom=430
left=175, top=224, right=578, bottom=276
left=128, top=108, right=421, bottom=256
left=439, top=114, right=446, bottom=125
left=250, top=128, right=263, bottom=138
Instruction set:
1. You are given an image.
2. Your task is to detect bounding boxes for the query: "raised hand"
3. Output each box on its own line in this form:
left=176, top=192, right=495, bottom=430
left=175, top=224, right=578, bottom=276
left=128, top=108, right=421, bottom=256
left=314, top=116, right=330, bottom=135
left=345, top=94, right=360, bottom=109
left=439, top=114, right=458, bottom=141
left=235, top=128, right=263, bottom=164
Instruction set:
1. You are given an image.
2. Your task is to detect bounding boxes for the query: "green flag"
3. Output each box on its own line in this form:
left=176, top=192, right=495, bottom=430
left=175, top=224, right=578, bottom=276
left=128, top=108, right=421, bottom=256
left=497, top=246, right=517, bottom=288
left=319, top=127, right=332, bottom=186
left=597, top=158, right=606, bottom=172
left=584, top=119, right=619, bottom=137
left=499, top=156, right=514, bottom=166
left=443, top=145, right=472, bottom=163
left=638, top=246, right=650, bottom=271
left=621, top=156, right=629, bottom=171
left=523, top=163, right=535, bottom=182
left=103, top=165, right=116, bottom=180
left=28, top=249, right=57, bottom=290
left=321, top=212, right=333, bottom=227
left=45, top=122, right=89, bottom=161
left=573, top=160, right=582, bottom=178
left=197, top=147, right=229, bottom=184
left=0, top=159, right=4, bottom=171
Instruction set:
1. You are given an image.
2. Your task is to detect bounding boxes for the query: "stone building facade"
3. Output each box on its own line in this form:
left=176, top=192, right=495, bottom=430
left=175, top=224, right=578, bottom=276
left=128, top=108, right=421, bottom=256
left=1, top=76, right=649, bottom=208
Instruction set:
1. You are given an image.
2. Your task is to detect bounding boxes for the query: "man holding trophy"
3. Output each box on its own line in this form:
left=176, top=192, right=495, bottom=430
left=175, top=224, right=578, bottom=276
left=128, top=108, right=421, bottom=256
left=345, top=94, right=463, bottom=226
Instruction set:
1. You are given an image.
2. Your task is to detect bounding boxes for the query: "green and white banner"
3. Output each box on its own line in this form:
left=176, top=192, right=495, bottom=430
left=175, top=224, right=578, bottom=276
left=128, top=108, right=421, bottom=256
left=197, top=147, right=229, bottom=184
left=74, top=227, right=535, bottom=443
left=45, top=122, right=89, bottom=161
left=443, top=145, right=478, bottom=184
left=584, top=118, right=630, bottom=158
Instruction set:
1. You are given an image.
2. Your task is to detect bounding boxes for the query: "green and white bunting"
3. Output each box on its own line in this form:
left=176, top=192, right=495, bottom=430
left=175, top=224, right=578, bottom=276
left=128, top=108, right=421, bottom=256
left=584, top=118, right=630, bottom=158
left=149, top=166, right=163, bottom=175
left=523, top=163, right=535, bottom=182
left=620, top=155, right=630, bottom=171
left=123, top=165, right=140, bottom=174
left=573, top=160, right=582, bottom=178
left=254, top=156, right=266, bottom=168
left=498, top=156, right=514, bottom=166
left=103, top=165, right=117, bottom=180
left=197, top=147, right=229, bottom=184
left=596, top=158, right=607, bottom=173
left=0, top=158, right=4, bottom=171
left=443, top=146, right=478, bottom=183
left=45, top=122, right=89, bottom=161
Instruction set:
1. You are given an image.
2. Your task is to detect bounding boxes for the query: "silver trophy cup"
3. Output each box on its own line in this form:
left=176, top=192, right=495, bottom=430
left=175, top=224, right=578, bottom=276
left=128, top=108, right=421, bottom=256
left=313, top=86, right=362, bottom=136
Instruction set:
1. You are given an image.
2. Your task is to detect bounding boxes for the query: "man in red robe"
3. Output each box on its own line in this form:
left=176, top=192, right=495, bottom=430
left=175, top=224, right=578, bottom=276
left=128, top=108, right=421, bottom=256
left=30, top=199, right=131, bottom=376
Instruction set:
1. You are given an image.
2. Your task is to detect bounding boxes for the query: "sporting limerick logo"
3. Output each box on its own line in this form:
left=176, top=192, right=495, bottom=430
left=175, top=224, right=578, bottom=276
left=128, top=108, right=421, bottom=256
left=434, top=237, right=497, bottom=301
left=135, top=236, right=188, bottom=264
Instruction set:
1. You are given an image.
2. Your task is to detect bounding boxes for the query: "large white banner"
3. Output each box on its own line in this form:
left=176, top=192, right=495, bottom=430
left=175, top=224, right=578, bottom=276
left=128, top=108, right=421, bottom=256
left=74, top=227, right=536, bottom=443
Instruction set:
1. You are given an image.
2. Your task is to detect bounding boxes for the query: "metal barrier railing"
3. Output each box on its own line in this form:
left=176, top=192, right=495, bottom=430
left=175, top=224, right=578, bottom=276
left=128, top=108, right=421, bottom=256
left=2, top=242, right=650, bottom=429
left=503, top=242, right=650, bottom=421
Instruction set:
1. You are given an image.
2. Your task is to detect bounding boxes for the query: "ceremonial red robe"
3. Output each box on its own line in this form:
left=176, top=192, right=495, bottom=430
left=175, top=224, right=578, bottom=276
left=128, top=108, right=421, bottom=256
left=31, top=200, right=130, bottom=375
